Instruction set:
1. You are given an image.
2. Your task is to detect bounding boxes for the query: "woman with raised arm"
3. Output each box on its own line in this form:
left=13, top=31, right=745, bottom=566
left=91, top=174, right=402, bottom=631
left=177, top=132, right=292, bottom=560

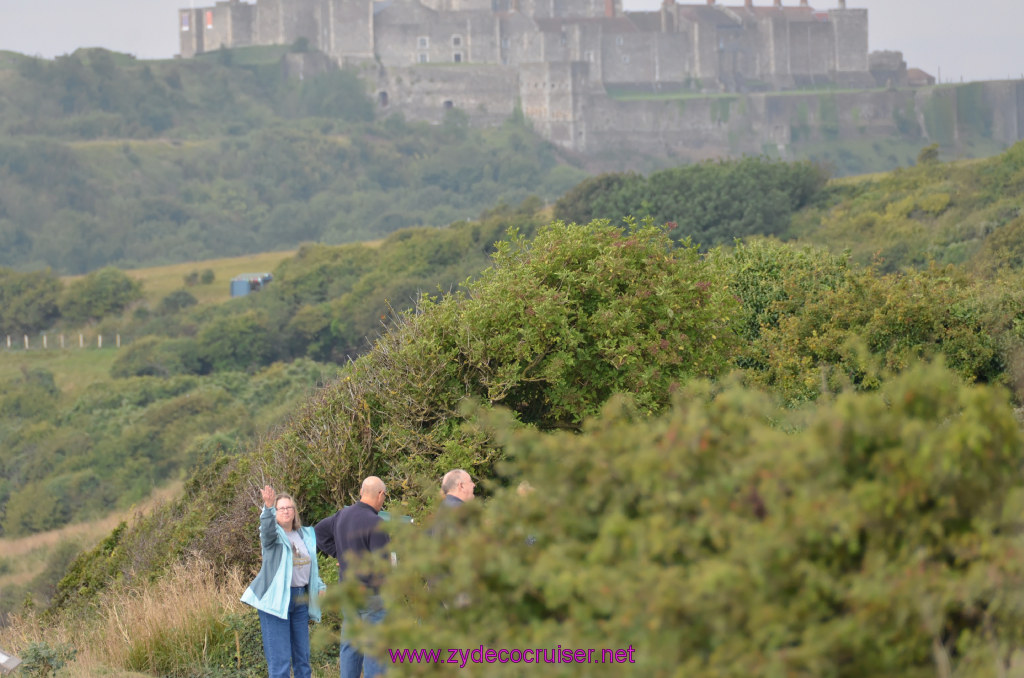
left=242, top=485, right=327, bottom=678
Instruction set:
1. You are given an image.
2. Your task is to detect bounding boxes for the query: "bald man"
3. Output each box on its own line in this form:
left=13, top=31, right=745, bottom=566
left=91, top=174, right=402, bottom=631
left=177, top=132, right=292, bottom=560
left=440, top=469, right=475, bottom=508
left=315, top=476, right=389, bottom=678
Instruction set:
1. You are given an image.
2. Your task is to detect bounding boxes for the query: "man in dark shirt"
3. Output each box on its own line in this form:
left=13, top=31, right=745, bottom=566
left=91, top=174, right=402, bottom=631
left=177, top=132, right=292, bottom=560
left=315, top=476, right=389, bottom=678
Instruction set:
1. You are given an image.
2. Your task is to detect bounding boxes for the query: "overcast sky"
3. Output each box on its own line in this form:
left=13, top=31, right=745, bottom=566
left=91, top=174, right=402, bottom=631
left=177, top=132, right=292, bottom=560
left=0, top=0, right=1020, bottom=83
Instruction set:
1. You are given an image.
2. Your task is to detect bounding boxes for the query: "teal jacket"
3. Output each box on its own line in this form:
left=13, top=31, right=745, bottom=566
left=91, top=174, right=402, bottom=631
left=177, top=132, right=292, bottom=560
left=241, top=506, right=327, bottom=621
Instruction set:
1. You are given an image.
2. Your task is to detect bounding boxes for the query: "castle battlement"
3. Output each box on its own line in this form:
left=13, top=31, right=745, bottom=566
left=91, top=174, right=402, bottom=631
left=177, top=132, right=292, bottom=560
left=176, top=1, right=897, bottom=153
left=180, top=0, right=869, bottom=88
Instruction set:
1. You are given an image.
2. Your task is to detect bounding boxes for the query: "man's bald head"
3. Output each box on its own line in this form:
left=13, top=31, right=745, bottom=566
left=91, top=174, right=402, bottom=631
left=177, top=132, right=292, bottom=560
left=441, top=469, right=475, bottom=502
left=360, top=476, right=387, bottom=511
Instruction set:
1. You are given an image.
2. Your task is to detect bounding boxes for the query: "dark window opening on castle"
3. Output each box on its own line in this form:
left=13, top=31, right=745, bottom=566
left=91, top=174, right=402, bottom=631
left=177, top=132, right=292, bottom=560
left=419, top=53, right=429, bottom=63
left=452, top=35, right=462, bottom=47
left=454, top=52, right=462, bottom=62
left=418, top=36, right=429, bottom=49
left=443, top=100, right=454, bottom=109
left=379, top=91, right=389, bottom=107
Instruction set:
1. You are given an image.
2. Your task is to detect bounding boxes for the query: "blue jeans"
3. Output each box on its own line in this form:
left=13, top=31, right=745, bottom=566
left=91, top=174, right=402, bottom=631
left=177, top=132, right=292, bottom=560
left=259, top=586, right=311, bottom=678
left=339, top=594, right=386, bottom=678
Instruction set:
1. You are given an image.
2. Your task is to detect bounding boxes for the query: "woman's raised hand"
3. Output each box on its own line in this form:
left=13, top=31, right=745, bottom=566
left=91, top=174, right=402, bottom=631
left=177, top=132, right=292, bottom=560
left=261, top=485, right=276, bottom=508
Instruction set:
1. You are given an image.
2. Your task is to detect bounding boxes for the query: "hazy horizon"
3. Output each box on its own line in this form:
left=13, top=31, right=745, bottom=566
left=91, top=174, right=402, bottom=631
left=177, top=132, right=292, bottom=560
left=0, top=0, right=1021, bottom=84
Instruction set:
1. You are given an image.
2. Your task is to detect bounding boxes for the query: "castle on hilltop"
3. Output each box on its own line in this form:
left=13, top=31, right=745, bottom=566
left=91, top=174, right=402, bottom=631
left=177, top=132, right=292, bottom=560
left=178, top=0, right=1024, bottom=159
left=181, top=0, right=871, bottom=92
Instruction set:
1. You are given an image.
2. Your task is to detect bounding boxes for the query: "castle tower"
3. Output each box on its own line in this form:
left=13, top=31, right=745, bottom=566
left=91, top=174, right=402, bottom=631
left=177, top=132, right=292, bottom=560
left=179, top=8, right=204, bottom=57
left=829, top=5, right=868, bottom=73
left=324, top=0, right=374, bottom=60
left=256, top=0, right=285, bottom=45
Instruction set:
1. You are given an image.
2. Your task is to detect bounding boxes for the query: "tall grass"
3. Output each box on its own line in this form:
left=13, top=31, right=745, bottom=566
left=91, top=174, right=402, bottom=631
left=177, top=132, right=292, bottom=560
left=4, top=555, right=254, bottom=677
left=101, top=556, right=250, bottom=675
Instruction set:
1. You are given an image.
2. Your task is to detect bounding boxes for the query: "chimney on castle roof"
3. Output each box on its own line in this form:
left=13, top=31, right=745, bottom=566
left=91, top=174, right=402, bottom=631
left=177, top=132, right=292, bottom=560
left=799, top=0, right=808, bottom=6
left=707, top=0, right=714, bottom=5
left=605, top=0, right=614, bottom=17
left=837, top=0, right=846, bottom=7
left=745, top=0, right=752, bottom=7
left=774, top=0, right=781, bottom=7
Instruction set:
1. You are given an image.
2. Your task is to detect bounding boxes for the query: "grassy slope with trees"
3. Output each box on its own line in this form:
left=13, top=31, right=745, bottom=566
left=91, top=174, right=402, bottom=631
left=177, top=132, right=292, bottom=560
left=0, top=46, right=586, bottom=274
left=6, top=143, right=1024, bottom=675
left=4, top=92, right=1024, bottom=671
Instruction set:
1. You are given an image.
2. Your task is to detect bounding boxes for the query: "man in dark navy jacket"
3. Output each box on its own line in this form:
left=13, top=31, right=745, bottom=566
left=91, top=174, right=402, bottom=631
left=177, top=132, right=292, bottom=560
left=315, top=476, right=389, bottom=678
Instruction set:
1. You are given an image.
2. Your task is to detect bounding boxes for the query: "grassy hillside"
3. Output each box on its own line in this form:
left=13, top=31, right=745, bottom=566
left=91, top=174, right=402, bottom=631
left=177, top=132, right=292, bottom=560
left=788, top=142, right=1024, bottom=272
left=0, top=48, right=587, bottom=274
left=17, top=207, right=1023, bottom=676
left=63, top=248, right=301, bottom=307
left=7, top=145, right=1024, bottom=676
left=0, top=482, right=181, bottom=613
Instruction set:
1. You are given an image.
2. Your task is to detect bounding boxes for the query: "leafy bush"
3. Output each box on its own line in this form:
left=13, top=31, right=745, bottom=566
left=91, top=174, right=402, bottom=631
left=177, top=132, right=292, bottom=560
left=0, top=267, right=62, bottom=336
left=359, top=362, right=1024, bottom=677
left=193, top=218, right=741, bottom=567
left=59, top=267, right=142, bottom=325
left=17, top=641, right=77, bottom=677
left=157, top=289, right=198, bottom=315
left=111, top=336, right=201, bottom=377
left=553, top=157, right=829, bottom=247
left=196, top=311, right=276, bottom=373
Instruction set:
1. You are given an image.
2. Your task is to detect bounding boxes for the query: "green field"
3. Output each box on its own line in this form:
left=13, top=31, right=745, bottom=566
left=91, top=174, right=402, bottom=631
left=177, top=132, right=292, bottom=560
left=60, top=241, right=387, bottom=308
left=116, top=249, right=299, bottom=307
left=0, top=347, right=117, bottom=400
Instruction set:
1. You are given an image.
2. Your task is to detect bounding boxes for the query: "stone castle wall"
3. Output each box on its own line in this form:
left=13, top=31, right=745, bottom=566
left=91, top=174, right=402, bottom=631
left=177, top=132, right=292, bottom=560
left=174, top=1, right=1024, bottom=160
left=574, top=81, right=1024, bottom=158
left=376, top=63, right=520, bottom=125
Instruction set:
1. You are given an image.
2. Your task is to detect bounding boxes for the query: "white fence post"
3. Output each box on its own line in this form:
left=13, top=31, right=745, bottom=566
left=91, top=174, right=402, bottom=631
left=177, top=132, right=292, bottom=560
left=23, top=335, right=28, bottom=349
left=98, top=334, right=103, bottom=349
left=79, top=333, right=84, bottom=348
left=60, top=334, right=65, bottom=349
left=116, top=333, right=121, bottom=348
left=5, top=336, right=9, bottom=348
left=42, top=335, right=47, bottom=349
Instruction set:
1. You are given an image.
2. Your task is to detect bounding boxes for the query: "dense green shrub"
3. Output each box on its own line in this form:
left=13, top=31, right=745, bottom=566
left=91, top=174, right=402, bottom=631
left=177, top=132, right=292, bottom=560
left=196, top=311, right=276, bottom=373
left=706, top=240, right=1021, bottom=405
left=198, top=219, right=741, bottom=566
left=551, top=172, right=643, bottom=226
left=0, top=267, right=62, bottom=335
left=157, top=289, right=198, bottom=315
left=111, top=336, right=201, bottom=378
left=553, top=157, right=828, bottom=247
left=352, top=362, right=1024, bottom=677
left=59, top=267, right=142, bottom=325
